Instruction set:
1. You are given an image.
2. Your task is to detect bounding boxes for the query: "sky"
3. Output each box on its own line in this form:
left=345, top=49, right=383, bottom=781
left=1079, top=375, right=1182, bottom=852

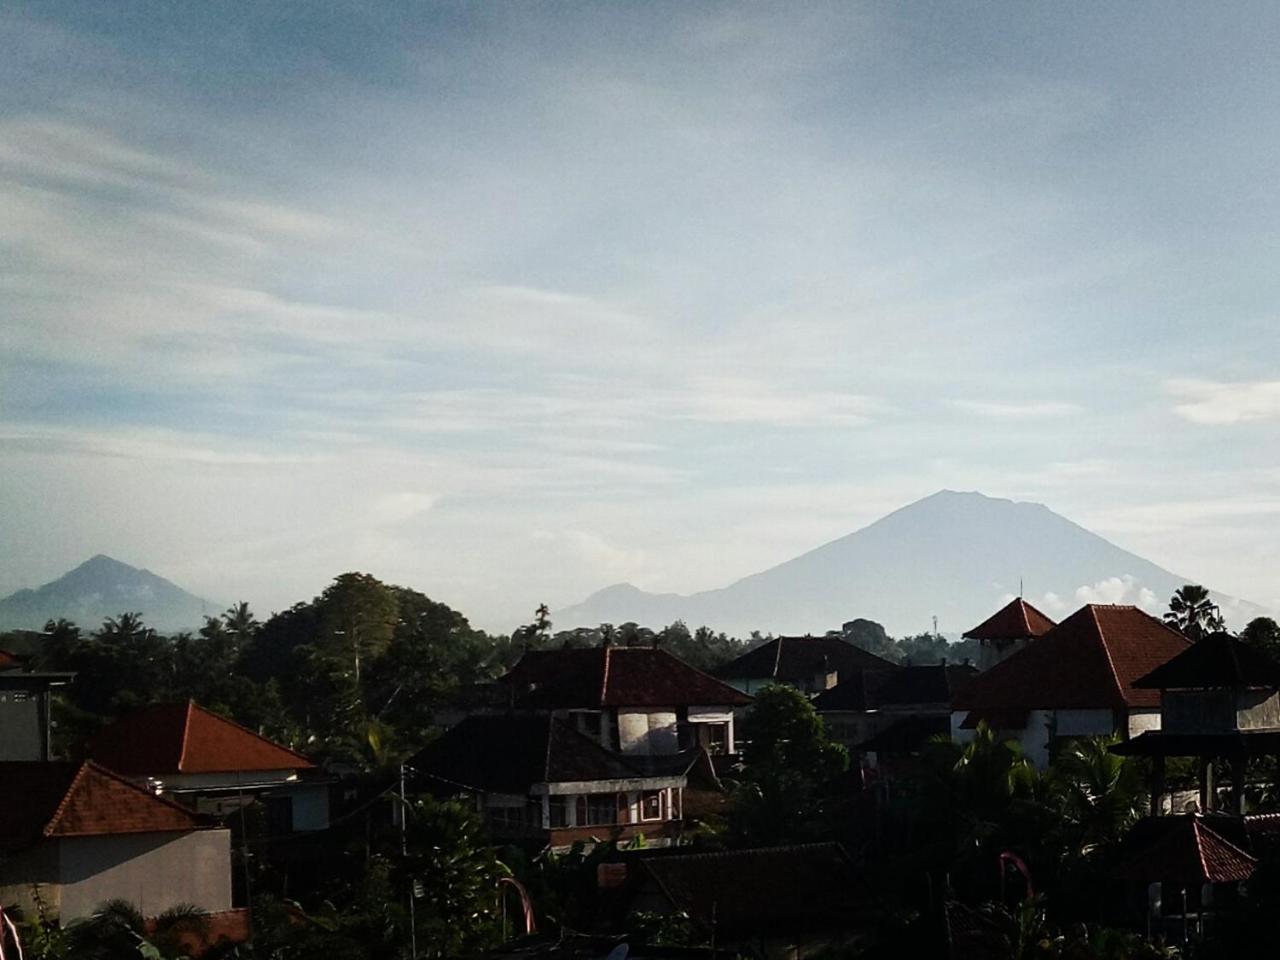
left=2, top=1, right=1278, bottom=631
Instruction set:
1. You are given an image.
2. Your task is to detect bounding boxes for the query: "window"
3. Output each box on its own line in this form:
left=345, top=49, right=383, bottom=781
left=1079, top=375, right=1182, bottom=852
left=548, top=796, right=568, bottom=828
left=640, top=790, right=663, bottom=822
left=575, top=793, right=616, bottom=826
left=699, top=722, right=729, bottom=755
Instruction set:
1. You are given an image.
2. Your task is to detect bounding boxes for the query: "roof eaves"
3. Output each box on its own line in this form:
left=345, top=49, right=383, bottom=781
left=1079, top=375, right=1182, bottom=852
left=177, top=699, right=195, bottom=773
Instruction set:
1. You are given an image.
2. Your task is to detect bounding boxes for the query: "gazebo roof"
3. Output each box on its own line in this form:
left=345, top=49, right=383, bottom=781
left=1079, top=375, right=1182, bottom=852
left=1132, top=632, right=1280, bottom=690
left=1121, top=816, right=1256, bottom=884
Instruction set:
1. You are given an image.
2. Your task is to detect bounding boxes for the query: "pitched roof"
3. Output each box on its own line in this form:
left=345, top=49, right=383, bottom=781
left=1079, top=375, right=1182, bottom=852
left=0, top=648, right=21, bottom=670
left=88, top=701, right=314, bottom=776
left=812, top=663, right=977, bottom=712
left=409, top=715, right=657, bottom=794
left=1122, top=816, right=1256, bottom=884
left=0, top=761, right=204, bottom=849
left=713, top=635, right=896, bottom=684
left=502, top=647, right=752, bottom=709
left=637, top=843, right=859, bottom=939
left=953, top=605, right=1191, bottom=713
left=856, top=715, right=951, bottom=754
left=1133, top=632, right=1280, bottom=690
left=963, top=598, right=1056, bottom=641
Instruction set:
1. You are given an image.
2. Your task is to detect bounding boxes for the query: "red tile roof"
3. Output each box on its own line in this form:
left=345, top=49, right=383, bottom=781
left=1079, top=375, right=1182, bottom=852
left=0, top=761, right=204, bottom=848
left=1123, top=816, right=1256, bottom=884
left=88, top=701, right=314, bottom=776
left=0, top=648, right=21, bottom=670
left=962, top=598, right=1056, bottom=641
left=953, top=605, right=1190, bottom=713
left=502, top=647, right=752, bottom=709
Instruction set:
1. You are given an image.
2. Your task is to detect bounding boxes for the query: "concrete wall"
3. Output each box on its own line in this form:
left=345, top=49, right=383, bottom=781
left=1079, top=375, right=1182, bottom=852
left=1238, top=690, right=1280, bottom=730
left=0, top=682, right=47, bottom=761
left=59, top=831, right=233, bottom=921
left=1128, top=709, right=1162, bottom=738
left=618, top=710, right=678, bottom=755
left=0, top=831, right=232, bottom=923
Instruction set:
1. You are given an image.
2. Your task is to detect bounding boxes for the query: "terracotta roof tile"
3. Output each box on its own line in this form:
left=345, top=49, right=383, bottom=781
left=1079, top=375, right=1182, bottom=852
left=1122, top=816, right=1256, bottom=884
left=0, top=761, right=204, bottom=848
left=0, top=649, right=21, bottom=670
left=89, top=701, right=314, bottom=776
left=953, top=605, right=1190, bottom=713
left=963, top=598, right=1056, bottom=641
left=502, top=647, right=752, bottom=709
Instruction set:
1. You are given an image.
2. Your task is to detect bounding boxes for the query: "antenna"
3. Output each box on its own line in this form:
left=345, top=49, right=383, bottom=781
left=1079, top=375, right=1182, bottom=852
left=932, top=615, right=938, bottom=639
left=1019, top=577, right=1024, bottom=598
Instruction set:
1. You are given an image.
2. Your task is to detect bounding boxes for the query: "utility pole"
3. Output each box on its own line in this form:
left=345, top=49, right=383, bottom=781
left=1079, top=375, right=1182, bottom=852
left=401, top=763, right=417, bottom=960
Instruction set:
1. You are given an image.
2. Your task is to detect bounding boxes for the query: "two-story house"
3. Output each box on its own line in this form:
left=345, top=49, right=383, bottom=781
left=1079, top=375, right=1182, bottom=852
left=421, top=645, right=750, bottom=847
left=952, top=604, right=1190, bottom=767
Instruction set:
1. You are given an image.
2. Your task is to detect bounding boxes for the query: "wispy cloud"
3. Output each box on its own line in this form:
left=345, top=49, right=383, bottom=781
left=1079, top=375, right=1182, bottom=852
left=950, top=399, right=1082, bottom=419
left=1167, top=379, right=1280, bottom=425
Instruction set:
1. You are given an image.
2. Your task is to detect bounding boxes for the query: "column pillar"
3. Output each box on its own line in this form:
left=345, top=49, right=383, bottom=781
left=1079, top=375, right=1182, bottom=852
left=1151, top=754, right=1165, bottom=817
left=1232, top=757, right=1246, bottom=815
left=1198, top=757, right=1215, bottom=812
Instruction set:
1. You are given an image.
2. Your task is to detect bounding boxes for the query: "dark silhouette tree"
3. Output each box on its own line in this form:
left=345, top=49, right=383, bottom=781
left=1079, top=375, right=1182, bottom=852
left=1163, top=584, right=1225, bottom=641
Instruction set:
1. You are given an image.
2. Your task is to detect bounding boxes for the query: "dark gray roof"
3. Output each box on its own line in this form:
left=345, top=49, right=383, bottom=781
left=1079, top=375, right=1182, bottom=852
left=713, top=636, right=895, bottom=683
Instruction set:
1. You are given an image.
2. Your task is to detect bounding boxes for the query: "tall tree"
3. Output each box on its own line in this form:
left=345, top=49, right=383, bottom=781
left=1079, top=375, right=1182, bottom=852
left=733, top=684, right=849, bottom=844
left=316, top=573, right=398, bottom=684
left=1163, top=584, right=1225, bottom=640
left=1242, top=617, right=1280, bottom=660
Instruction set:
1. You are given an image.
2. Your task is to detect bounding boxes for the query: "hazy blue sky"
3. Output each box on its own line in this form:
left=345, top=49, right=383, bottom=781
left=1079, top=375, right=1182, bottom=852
left=2, top=2, right=1278, bottom=630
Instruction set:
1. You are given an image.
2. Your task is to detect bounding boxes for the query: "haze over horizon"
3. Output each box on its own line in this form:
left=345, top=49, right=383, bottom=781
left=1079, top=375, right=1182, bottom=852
left=3, top=3, right=1279, bottom=628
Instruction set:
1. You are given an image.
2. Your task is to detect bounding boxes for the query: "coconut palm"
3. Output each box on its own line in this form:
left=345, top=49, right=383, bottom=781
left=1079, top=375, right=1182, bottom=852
left=1163, top=584, right=1225, bottom=641
left=1050, top=736, right=1144, bottom=857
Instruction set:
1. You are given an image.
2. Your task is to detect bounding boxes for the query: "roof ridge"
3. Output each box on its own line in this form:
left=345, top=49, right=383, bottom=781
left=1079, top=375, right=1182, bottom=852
left=599, top=647, right=611, bottom=706
left=1088, top=606, right=1129, bottom=710
left=1017, top=599, right=1032, bottom=635
left=542, top=715, right=556, bottom=781
left=772, top=637, right=784, bottom=678
left=646, top=841, right=845, bottom=864
left=44, top=760, right=203, bottom=837
left=177, top=699, right=195, bottom=772
left=656, top=647, right=759, bottom=702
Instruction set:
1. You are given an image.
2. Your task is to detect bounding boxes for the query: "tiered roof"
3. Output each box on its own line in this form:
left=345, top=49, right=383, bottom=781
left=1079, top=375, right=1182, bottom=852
left=88, top=701, right=313, bottom=776
left=953, top=605, right=1190, bottom=714
left=1122, top=816, right=1256, bottom=884
left=502, top=647, right=752, bottom=709
left=0, top=761, right=204, bottom=850
left=962, top=598, right=1056, bottom=642
left=713, top=635, right=895, bottom=685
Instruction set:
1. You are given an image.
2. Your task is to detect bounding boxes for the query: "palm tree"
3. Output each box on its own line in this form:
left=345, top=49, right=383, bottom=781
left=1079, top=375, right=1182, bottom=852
left=1050, top=737, right=1144, bottom=857
left=1164, top=584, right=1225, bottom=641
left=222, top=601, right=260, bottom=642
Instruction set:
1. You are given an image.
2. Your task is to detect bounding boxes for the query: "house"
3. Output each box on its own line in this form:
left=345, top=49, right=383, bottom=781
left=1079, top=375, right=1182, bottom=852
left=0, top=649, right=74, bottom=761
left=409, top=714, right=695, bottom=848
left=815, top=662, right=977, bottom=771
left=962, top=597, right=1056, bottom=670
left=494, top=646, right=752, bottom=756
left=0, top=760, right=240, bottom=929
left=713, top=635, right=897, bottom=697
left=619, top=843, right=867, bottom=956
left=87, top=700, right=328, bottom=832
left=1112, top=632, right=1280, bottom=814
left=951, top=604, right=1190, bottom=767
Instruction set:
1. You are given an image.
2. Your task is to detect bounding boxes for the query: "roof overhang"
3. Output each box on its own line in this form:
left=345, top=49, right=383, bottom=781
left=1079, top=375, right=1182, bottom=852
left=534, top=775, right=686, bottom=796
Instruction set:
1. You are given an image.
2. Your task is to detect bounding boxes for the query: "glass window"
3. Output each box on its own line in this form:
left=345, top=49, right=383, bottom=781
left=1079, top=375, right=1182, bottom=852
left=641, top=790, right=663, bottom=822
left=576, top=793, right=616, bottom=826
left=548, top=796, right=568, bottom=828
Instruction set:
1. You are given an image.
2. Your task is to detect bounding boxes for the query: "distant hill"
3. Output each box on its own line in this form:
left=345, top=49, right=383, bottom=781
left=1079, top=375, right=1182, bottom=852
left=558, top=490, right=1270, bottom=638
left=0, top=555, right=219, bottom=634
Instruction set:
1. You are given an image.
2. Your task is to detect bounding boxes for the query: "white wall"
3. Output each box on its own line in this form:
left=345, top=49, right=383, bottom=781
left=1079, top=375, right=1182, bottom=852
left=1127, top=709, right=1162, bottom=738
left=617, top=710, right=678, bottom=755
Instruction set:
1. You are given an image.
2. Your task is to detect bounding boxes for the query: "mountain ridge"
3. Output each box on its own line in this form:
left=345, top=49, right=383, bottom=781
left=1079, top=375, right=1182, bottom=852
left=0, top=555, right=220, bottom=633
left=557, top=490, right=1267, bottom=637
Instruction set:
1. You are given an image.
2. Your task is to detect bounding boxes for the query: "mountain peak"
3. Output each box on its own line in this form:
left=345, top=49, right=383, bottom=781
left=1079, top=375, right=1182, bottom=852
left=557, top=491, right=1267, bottom=637
left=0, top=557, right=219, bottom=633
